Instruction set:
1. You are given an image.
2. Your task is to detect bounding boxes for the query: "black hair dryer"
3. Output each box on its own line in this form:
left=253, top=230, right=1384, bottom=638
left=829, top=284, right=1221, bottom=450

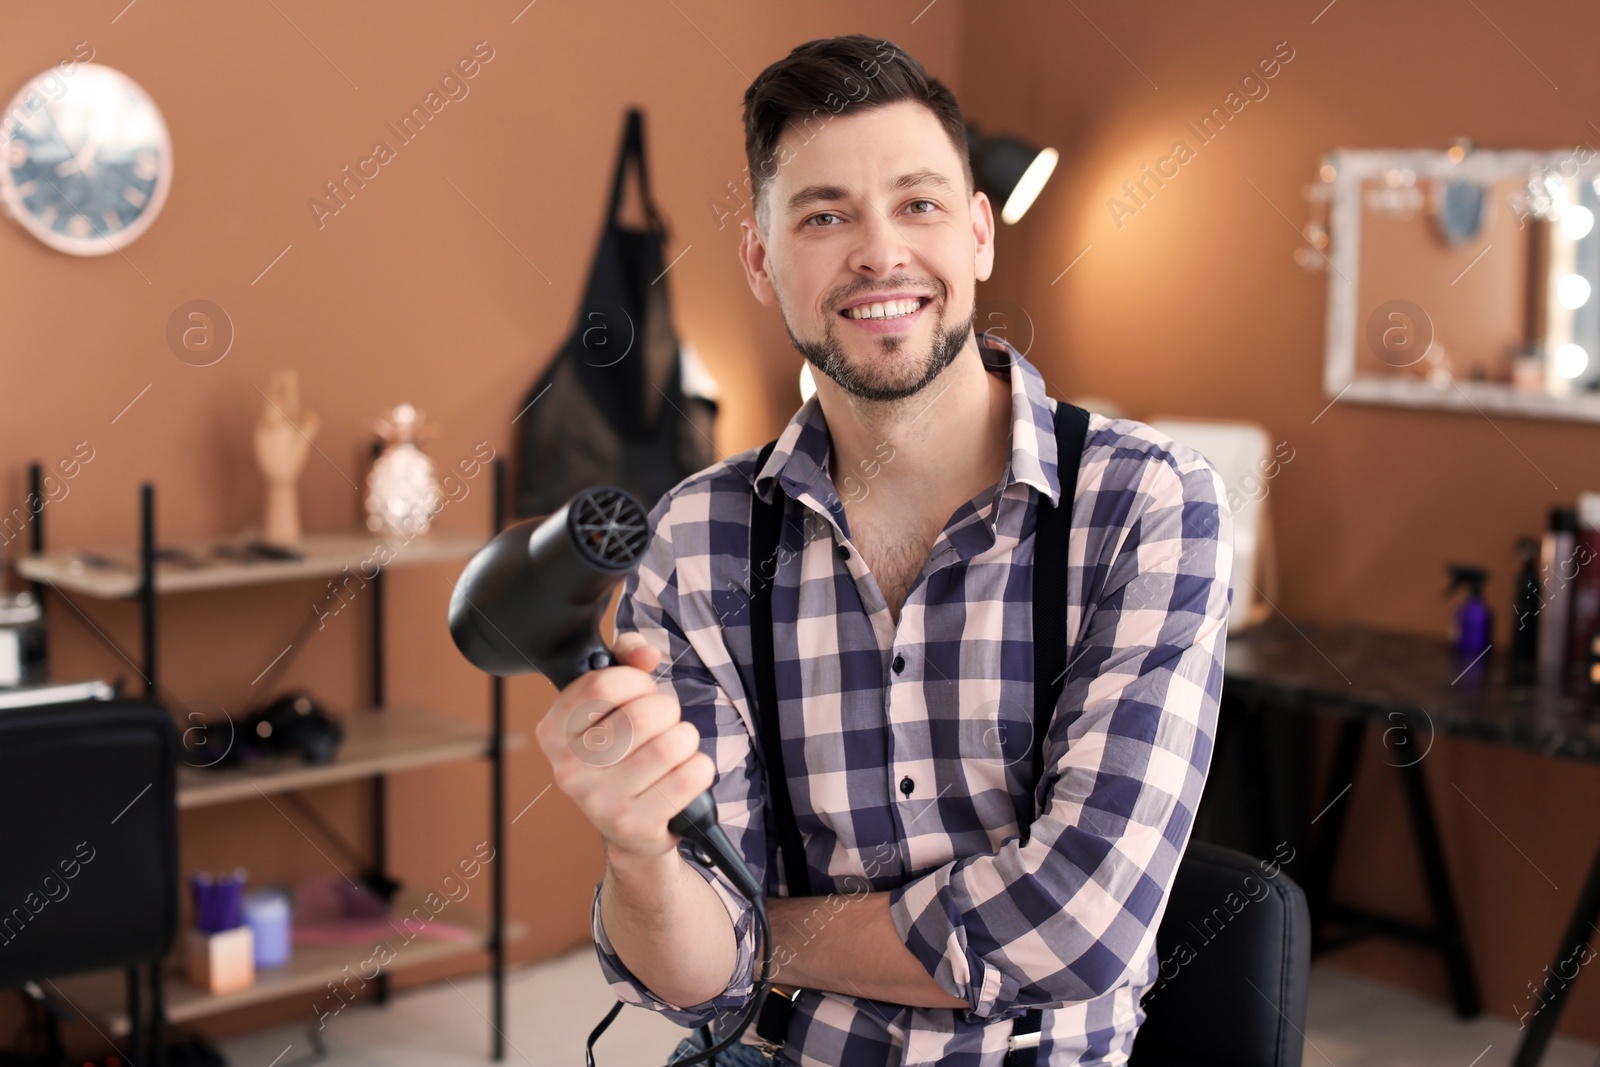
left=447, top=487, right=759, bottom=900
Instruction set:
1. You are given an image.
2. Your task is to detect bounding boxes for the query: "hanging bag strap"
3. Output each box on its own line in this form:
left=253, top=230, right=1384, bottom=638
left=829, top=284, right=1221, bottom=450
left=1007, top=399, right=1091, bottom=1067
left=604, top=107, right=668, bottom=239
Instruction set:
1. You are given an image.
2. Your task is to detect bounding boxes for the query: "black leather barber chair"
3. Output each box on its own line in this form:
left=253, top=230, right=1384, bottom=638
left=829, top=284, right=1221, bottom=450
left=1130, top=841, right=1311, bottom=1067
left=0, top=699, right=180, bottom=1066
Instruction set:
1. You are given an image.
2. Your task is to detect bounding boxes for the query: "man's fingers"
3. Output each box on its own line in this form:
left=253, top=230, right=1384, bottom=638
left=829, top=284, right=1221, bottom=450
left=556, top=687, right=681, bottom=771
left=531, top=646, right=708, bottom=859
left=540, top=665, right=654, bottom=738
left=613, top=631, right=662, bottom=673
left=613, top=631, right=648, bottom=655
left=537, top=665, right=655, bottom=762
left=631, top=751, right=717, bottom=827
left=622, top=720, right=703, bottom=801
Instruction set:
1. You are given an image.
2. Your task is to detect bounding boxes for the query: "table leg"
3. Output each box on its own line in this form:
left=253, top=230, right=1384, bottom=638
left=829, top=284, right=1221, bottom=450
left=149, top=960, right=167, bottom=1067
left=1305, top=715, right=1364, bottom=938
left=1241, top=687, right=1280, bottom=859
left=126, top=965, right=143, bottom=1065
left=1396, top=746, right=1480, bottom=1018
left=1511, top=837, right=1600, bottom=1067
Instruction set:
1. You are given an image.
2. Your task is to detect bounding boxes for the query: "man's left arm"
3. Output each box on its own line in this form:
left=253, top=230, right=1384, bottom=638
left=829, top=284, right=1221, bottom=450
left=768, top=454, right=1234, bottom=1017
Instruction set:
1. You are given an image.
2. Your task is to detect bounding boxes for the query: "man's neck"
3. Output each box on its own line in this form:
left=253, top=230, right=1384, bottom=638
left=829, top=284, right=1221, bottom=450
left=819, top=335, right=1013, bottom=518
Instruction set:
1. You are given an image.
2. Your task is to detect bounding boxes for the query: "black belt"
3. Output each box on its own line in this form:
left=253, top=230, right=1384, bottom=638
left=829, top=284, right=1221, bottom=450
left=755, top=985, right=800, bottom=1052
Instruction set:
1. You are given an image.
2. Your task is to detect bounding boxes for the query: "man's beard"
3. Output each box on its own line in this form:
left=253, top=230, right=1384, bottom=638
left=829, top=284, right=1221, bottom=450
left=786, top=298, right=975, bottom=404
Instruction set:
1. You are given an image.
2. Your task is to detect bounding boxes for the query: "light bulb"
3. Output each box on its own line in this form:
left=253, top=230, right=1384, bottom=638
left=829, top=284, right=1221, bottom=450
left=1556, top=343, right=1589, bottom=379
left=1559, top=273, right=1592, bottom=309
left=1563, top=204, right=1595, bottom=240
left=1545, top=173, right=1572, bottom=209
left=1000, top=148, right=1059, bottom=225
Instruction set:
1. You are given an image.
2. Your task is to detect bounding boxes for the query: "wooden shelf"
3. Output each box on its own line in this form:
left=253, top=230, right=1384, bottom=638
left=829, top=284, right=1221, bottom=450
left=49, top=896, right=527, bottom=1035
left=14, top=530, right=484, bottom=600
left=178, top=708, right=525, bottom=810
left=14, top=466, right=519, bottom=1060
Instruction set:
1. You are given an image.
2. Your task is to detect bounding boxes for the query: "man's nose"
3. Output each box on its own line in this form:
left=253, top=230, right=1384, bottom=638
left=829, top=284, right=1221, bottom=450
left=847, top=206, right=911, bottom=275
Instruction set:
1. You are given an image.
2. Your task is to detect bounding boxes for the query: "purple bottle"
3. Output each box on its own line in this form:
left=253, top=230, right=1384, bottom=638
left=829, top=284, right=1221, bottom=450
left=1447, top=563, right=1493, bottom=659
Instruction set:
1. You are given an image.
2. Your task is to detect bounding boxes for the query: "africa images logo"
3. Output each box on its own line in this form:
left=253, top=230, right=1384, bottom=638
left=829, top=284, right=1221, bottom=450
left=307, top=42, right=495, bottom=230
left=1107, top=41, right=1296, bottom=230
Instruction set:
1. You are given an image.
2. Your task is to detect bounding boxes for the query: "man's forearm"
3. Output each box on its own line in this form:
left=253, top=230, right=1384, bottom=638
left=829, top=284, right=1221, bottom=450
left=767, top=893, right=967, bottom=1009
left=600, top=847, right=737, bottom=1009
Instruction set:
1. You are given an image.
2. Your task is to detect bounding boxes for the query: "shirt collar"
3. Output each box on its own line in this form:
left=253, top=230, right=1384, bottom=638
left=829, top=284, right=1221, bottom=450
left=754, top=329, right=1063, bottom=510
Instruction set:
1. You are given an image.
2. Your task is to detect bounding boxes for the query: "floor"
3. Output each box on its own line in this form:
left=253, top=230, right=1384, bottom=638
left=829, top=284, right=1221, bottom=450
left=214, top=951, right=1600, bottom=1067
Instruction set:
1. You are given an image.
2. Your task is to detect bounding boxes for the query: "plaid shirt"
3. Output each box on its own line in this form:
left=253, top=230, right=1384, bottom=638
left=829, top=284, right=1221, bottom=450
left=592, top=333, right=1234, bottom=1066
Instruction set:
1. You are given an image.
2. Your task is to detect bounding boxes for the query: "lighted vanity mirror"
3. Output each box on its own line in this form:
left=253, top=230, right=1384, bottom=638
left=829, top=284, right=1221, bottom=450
left=1322, top=146, right=1600, bottom=422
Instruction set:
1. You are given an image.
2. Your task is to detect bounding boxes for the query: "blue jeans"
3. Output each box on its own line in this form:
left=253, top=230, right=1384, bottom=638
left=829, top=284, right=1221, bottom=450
left=666, top=1027, right=786, bottom=1067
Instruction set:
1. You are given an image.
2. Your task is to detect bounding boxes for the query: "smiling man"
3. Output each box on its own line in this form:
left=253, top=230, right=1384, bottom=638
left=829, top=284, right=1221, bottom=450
left=534, top=34, right=1235, bottom=1067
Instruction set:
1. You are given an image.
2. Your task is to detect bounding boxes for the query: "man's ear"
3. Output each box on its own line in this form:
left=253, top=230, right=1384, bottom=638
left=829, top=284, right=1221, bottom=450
left=738, top=216, right=779, bottom=307
left=971, top=190, right=996, bottom=284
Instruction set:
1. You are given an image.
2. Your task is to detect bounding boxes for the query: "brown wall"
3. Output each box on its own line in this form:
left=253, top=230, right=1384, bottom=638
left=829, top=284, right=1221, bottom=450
left=957, top=0, right=1600, bottom=1042
left=0, top=0, right=961, bottom=1048
left=7, top=0, right=1599, bottom=1051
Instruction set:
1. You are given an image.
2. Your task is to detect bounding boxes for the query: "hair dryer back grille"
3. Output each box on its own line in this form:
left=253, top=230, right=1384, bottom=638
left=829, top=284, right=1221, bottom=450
left=569, top=487, right=649, bottom=571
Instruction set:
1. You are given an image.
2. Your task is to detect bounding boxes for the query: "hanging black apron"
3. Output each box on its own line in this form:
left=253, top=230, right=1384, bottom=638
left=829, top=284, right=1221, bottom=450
left=513, top=107, right=716, bottom=518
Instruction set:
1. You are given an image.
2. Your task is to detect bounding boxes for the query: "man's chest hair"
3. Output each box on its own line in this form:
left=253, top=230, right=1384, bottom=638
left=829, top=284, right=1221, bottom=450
left=847, top=508, right=947, bottom=622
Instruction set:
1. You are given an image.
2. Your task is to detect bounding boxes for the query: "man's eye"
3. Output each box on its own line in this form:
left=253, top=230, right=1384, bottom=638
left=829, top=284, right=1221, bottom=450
left=906, top=199, right=937, bottom=214
left=806, top=212, right=842, bottom=227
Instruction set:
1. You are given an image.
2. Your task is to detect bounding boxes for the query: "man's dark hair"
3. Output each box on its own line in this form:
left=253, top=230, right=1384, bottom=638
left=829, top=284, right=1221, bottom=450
left=741, top=34, right=973, bottom=230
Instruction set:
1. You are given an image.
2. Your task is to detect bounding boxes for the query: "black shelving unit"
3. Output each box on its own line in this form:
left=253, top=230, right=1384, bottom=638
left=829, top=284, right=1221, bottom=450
left=16, top=458, right=515, bottom=1064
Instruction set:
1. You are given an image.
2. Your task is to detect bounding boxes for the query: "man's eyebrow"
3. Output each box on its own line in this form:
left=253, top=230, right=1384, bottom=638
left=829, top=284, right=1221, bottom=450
left=786, top=184, right=851, bottom=215
left=892, top=169, right=956, bottom=195
left=785, top=170, right=957, bottom=216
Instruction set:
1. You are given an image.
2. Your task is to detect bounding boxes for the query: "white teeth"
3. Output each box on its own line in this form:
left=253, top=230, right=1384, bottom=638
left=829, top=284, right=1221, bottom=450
left=846, top=298, right=922, bottom=320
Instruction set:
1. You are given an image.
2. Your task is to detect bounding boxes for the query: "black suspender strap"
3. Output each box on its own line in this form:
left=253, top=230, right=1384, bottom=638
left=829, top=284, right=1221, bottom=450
left=1007, top=400, right=1090, bottom=1067
left=748, top=442, right=810, bottom=1052
left=748, top=442, right=812, bottom=901
left=1024, top=400, right=1091, bottom=847
left=744, top=402, right=1091, bottom=1065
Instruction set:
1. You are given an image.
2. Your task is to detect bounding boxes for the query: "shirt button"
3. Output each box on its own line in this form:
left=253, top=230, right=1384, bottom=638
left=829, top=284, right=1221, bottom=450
left=892, top=655, right=905, bottom=674
left=837, top=544, right=851, bottom=561
left=900, top=776, right=915, bottom=797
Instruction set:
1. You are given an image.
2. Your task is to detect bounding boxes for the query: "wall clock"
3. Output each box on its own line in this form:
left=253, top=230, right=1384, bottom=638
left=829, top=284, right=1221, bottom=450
left=0, top=63, right=172, bottom=255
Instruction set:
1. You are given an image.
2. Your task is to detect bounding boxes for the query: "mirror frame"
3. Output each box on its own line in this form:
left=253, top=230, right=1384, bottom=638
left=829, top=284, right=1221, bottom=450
left=1323, top=146, right=1600, bottom=423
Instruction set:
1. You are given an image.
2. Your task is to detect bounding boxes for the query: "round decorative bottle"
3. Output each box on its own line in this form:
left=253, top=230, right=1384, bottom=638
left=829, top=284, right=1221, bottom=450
left=365, top=404, right=441, bottom=540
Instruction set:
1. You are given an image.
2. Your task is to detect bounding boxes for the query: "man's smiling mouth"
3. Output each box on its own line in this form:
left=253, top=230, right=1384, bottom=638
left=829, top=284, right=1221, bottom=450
left=839, top=296, right=933, bottom=321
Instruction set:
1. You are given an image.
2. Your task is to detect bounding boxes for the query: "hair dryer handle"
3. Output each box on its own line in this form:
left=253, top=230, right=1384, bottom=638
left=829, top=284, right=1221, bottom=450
left=670, top=792, right=763, bottom=902
left=668, top=791, right=719, bottom=840
left=584, top=647, right=763, bottom=903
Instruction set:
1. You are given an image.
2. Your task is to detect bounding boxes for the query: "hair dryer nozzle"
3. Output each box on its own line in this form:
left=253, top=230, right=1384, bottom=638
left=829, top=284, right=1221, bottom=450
left=448, top=487, right=650, bottom=685
left=565, top=487, right=650, bottom=572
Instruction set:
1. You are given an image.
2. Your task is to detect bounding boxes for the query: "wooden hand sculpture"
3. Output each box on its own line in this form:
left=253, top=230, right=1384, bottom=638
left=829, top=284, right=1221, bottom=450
left=254, top=370, right=320, bottom=547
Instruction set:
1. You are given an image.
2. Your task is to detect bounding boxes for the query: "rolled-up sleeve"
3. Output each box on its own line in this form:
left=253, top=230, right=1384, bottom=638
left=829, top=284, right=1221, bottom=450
left=888, top=452, right=1234, bottom=1019
left=588, top=492, right=769, bottom=1028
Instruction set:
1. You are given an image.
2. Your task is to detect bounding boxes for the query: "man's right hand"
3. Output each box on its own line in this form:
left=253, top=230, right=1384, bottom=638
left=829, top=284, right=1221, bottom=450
left=534, top=631, right=717, bottom=862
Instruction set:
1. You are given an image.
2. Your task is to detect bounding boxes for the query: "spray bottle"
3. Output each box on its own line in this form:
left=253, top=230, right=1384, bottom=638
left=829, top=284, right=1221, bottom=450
left=1446, top=563, right=1493, bottom=659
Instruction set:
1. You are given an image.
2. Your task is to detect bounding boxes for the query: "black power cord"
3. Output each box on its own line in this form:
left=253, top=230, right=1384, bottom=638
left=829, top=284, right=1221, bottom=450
left=443, top=487, right=779, bottom=1065
left=583, top=885, right=772, bottom=1067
